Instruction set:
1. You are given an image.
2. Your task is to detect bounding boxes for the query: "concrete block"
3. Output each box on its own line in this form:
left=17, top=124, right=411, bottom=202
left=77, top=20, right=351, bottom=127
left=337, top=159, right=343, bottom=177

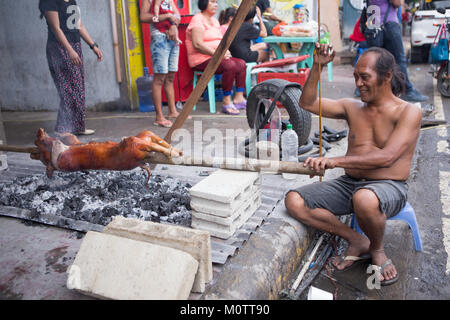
left=102, top=217, right=211, bottom=293
left=189, top=169, right=260, bottom=203
left=67, top=231, right=198, bottom=300
left=192, top=194, right=262, bottom=239
left=192, top=188, right=261, bottom=226
left=191, top=185, right=258, bottom=218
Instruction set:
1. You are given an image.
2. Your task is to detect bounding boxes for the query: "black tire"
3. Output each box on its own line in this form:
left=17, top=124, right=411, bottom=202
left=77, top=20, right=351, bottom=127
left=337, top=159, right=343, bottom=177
left=437, top=63, right=450, bottom=97
left=246, top=79, right=312, bottom=146
left=410, top=45, right=426, bottom=64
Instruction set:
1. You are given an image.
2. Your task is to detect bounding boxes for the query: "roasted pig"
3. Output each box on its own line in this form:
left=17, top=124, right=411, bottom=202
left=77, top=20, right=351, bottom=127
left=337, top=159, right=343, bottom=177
left=31, top=128, right=182, bottom=183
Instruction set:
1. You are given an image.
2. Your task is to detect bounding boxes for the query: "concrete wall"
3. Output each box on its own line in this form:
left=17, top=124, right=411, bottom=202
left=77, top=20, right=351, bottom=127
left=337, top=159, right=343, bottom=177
left=0, top=0, right=124, bottom=111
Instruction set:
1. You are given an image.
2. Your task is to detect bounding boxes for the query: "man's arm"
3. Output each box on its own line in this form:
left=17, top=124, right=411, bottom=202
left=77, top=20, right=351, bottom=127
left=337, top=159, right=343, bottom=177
left=299, top=43, right=348, bottom=119
left=263, top=7, right=283, bottom=22
left=305, top=105, right=422, bottom=173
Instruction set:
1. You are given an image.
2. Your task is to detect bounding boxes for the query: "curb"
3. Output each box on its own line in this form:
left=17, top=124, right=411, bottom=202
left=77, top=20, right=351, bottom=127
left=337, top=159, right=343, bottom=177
left=202, top=203, right=314, bottom=300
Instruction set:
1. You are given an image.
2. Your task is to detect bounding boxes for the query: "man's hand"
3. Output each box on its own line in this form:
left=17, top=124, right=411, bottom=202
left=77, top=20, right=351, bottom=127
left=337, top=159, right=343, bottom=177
left=313, top=42, right=335, bottom=67
left=303, top=156, right=336, bottom=177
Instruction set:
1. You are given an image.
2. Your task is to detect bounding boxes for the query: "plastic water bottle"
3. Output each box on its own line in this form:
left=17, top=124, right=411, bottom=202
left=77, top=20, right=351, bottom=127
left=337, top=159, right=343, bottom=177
left=281, top=124, right=298, bottom=180
left=136, top=67, right=155, bottom=112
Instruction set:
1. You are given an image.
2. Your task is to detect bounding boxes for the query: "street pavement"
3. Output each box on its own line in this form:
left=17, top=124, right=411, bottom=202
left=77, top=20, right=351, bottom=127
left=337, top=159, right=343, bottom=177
left=0, top=55, right=449, bottom=300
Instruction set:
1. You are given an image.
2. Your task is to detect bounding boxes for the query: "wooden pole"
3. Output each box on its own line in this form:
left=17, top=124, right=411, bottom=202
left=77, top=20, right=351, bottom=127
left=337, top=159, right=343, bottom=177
left=164, top=0, right=255, bottom=143
left=143, top=152, right=324, bottom=176
left=0, top=144, right=323, bottom=176
left=0, top=145, right=38, bottom=154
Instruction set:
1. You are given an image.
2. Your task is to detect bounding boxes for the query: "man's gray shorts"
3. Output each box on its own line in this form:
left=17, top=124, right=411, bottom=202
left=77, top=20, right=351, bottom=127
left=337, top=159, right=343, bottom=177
left=288, top=175, right=408, bottom=218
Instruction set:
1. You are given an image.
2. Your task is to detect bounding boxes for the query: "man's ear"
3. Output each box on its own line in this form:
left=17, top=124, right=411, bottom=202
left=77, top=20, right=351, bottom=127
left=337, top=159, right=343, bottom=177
left=384, top=70, right=393, bottom=85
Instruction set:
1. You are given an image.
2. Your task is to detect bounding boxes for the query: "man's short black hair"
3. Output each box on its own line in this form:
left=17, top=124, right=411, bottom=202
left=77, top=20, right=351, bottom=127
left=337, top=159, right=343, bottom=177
left=198, top=0, right=209, bottom=11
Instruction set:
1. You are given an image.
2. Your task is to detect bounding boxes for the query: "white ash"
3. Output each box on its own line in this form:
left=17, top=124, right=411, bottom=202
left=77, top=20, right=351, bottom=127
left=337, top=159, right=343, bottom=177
left=0, top=168, right=192, bottom=227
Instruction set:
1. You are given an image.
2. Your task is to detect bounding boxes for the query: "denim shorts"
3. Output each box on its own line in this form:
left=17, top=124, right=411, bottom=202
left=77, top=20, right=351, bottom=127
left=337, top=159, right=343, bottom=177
left=288, top=174, right=408, bottom=218
left=150, top=32, right=179, bottom=74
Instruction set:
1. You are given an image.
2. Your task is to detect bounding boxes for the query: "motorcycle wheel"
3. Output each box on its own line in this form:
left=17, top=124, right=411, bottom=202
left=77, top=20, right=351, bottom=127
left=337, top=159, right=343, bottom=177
left=437, top=62, right=450, bottom=97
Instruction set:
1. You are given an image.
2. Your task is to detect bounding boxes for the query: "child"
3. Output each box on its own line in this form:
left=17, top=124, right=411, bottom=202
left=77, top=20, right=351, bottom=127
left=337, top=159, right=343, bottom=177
left=151, top=0, right=182, bottom=45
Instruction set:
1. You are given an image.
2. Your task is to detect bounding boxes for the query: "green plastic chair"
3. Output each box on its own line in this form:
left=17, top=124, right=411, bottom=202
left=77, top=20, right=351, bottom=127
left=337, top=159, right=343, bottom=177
left=193, top=71, right=216, bottom=113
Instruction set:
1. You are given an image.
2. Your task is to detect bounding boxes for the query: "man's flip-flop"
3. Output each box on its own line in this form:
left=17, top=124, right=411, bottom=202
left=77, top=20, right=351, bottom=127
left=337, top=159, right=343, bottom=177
left=153, top=120, right=172, bottom=128
left=370, top=259, right=399, bottom=286
left=333, top=253, right=371, bottom=273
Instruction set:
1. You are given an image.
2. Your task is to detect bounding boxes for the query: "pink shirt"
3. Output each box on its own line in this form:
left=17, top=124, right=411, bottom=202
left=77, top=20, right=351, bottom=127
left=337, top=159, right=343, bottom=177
left=220, top=25, right=228, bottom=35
left=186, top=13, right=223, bottom=68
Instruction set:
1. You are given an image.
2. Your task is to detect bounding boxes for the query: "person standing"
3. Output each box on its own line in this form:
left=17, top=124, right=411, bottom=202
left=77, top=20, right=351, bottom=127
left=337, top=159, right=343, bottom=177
left=39, top=0, right=103, bottom=135
left=365, top=0, right=428, bottom=102
left=141, top=0, right=182, bottom=128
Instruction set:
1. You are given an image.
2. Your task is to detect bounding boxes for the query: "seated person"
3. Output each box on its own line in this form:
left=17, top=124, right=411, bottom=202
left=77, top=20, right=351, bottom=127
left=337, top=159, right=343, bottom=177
left=186, top=0, right=247, bottom=114
left=285, top=44, right=422, bottom=287
left=218, top=7, right=236, bottom=35
left=229, top=6, right=269, bottom=63
left=256, top=0, right=283, bottom=35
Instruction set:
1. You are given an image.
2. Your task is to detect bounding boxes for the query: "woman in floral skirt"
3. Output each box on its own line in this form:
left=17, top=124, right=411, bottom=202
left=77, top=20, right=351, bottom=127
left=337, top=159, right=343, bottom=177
left=39, top=0, right=103, bottom=135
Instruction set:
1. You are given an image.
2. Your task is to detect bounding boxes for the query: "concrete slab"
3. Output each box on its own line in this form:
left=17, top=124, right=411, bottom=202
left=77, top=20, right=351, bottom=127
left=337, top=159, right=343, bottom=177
left=102, top=216, right=212, bottom=293
left=189, top=169, right=260, bottom=204
left=192, top=193, right=262, bottom=239
left=191, top=187, right=261, bottom=226
left=190, top=184, right=258, bottom=217
left=67, top=231, right=199, bottom=300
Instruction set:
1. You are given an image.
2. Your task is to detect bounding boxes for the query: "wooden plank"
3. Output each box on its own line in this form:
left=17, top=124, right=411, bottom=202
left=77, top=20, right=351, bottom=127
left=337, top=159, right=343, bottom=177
left=164, top=0, right=255, bottom=143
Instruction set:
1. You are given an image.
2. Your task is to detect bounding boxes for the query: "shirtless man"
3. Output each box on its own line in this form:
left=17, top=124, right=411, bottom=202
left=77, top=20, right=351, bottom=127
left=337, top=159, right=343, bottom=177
left=285, top=43, right=422, bottom=286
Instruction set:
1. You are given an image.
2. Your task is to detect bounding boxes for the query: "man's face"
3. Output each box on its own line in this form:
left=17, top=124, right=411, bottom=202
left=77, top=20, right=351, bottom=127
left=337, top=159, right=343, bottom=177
left=353, top=53, right=387, bottom=103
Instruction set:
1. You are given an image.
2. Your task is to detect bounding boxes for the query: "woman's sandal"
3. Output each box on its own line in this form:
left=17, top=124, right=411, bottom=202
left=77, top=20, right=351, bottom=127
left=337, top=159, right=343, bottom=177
left=153, top=119, right=173, bottom=128
left=233, top=101, right=247, bottom=110
left=222, top=104, right=240, bottom=115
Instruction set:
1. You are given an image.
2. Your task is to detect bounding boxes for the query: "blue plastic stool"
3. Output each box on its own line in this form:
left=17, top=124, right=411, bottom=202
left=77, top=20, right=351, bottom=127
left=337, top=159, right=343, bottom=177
left=351, top=202, right=423, bottom=252
left=193, top=71, right=216, bottom=113
left=245, top=62, right=257, bottom=96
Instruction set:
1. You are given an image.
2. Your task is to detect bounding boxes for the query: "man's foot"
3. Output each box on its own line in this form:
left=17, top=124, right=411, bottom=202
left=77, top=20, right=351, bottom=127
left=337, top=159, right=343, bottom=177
left=401, top=89, right=429, bottom=102
left=332, top=235, right=370, bottom=271
left=370, top=249, right=398, bottom=285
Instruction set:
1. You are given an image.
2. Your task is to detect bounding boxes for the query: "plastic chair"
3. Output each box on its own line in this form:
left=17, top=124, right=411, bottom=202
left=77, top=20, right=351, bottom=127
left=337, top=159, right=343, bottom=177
left=246, top=62, right=257, bottom=96
left=193, top=71, right=216, bottom=113
left=351, top=202, right=423, bottom=252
